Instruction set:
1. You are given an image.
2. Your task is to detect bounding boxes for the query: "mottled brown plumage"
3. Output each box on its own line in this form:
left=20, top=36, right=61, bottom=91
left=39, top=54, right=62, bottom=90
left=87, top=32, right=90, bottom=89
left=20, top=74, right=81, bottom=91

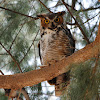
left=38, top=11, right=75, bottom=96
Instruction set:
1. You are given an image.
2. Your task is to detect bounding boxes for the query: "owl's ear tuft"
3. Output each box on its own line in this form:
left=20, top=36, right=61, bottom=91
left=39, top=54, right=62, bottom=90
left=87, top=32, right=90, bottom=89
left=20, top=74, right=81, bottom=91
left=58, top=11, right=66, bottom=16
left=37, top=14, right=45, bottom=18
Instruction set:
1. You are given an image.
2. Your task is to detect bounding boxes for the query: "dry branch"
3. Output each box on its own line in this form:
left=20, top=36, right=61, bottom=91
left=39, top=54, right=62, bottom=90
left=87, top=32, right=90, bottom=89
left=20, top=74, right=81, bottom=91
left=38, top=0, right=53, bottom=13
left=0, top=6, right=38, bottom=20
left=0, top=42, right=22, bottom=73
left=0, top=22, right=100, bottom=90
left=19, top=30, right=39, bottom=63
left=80, top=6, right=100, bottom=12
left=9, top=25, right=24, bottom=51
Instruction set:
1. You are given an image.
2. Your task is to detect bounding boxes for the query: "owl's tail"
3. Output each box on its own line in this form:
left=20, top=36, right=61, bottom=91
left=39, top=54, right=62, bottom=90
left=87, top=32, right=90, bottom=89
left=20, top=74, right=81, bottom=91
left=55, top=71, right=70, bottom=96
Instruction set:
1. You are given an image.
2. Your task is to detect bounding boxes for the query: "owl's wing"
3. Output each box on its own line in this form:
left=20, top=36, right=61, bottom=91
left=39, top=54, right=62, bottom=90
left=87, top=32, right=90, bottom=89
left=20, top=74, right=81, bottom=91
left=55, top=27, right=75, bottom=96
left=38, top=42, right=42, bottom=64
left=65, top=27, right=75, bottom=53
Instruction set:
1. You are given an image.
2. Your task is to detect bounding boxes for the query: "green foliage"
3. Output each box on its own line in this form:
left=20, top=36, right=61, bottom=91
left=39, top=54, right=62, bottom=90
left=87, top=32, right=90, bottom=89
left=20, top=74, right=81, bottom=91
left=0, top=0, right=99, bottom=99
left=61, top=59, right=100, bottom=100
left=0, top=90, right=8, bottom=100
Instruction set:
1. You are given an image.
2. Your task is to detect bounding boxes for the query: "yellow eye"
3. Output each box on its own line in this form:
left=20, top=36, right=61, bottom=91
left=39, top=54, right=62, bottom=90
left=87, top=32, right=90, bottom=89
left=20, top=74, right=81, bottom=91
left=44, top=19, right=49, bottom=24
left=55, top=18, right=60, bottom=22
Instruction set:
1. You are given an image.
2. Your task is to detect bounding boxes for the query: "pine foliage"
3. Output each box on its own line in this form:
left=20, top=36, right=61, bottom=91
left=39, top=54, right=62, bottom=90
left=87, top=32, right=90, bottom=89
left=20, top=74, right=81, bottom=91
left=0, top=0, right=100, bottom=99
left=61, top=59, right=100, bottom=100
left=71, top=59, right=100, bottom=100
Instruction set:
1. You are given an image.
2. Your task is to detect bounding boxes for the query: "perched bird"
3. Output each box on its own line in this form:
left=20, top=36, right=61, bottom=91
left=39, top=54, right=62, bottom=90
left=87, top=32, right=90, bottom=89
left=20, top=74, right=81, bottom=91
left=38, top=11, right=75, bottom=96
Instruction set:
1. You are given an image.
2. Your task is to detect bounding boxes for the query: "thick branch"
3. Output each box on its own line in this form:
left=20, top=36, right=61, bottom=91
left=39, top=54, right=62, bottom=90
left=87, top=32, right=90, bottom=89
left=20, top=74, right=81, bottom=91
left=0, top=22, right=100, bottom=89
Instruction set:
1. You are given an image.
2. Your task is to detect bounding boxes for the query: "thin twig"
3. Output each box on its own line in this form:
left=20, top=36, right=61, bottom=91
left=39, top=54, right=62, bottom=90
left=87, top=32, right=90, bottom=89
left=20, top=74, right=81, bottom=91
left=89, top=21, right=98, bottom=39
left=0, top=6, right=38, bottom=20
left=38, top=0, right=53, bottom=13
left=0, top=42, right=22, bottom=73
left=20, top=30, right=39, bottom=63
left=9, top=25, right=24, bottom=51
left=62, top=0, right=90, bottom=44
left=66, top=22, right=76, bottom=25
left=51, top=3, right=100, bottom=13
left=71, top=0, right=77, bottom=9
left=0, top=70, right=4, bottom=75
left=0, top=20, right=14, bottom=37
left=80, top=6, right=100, bottom=12
left=0, top=61, right=12, bottom=69
left=0, top=0, right=6, bottom=6
left=0, top=53, right=8, bottom=55
left=71, top=13, right=99, bottom=30
left=83, top=13, right=99, bottom=24
left=51, top=2, right=77, bottom=11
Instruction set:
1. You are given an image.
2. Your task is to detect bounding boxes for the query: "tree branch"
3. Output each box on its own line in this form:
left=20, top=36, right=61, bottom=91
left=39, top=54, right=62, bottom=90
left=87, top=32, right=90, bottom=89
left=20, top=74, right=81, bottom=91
left=62, top=0, right=90, bottom=44
left=38, top=0, right=53, bottom=13
left=0, top=42, right=22, bottom=73
left=0, top=70, right=4, bottom=75
left=0, top=22, right=99, bottom=89
left=66, top=22, right=76, bottom=25
left=83, top=13, right=99, bottom=24
left=79, top=6, right=100, bottom=12
left=19, top=30, right=39, bottom=63
left=0, top=6, right=38, bottom=20
left=9, top=25, right=24, bottom=51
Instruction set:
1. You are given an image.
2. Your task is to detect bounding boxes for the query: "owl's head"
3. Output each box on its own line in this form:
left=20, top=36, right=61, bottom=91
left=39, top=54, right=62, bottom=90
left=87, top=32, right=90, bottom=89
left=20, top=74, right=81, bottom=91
left=37, top=11, right=65, bottom=30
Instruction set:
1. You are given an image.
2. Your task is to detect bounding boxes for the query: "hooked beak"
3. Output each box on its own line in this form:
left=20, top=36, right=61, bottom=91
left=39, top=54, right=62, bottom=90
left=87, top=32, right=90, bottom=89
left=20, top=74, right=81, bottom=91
left=48, top=22, right=57, bottom=30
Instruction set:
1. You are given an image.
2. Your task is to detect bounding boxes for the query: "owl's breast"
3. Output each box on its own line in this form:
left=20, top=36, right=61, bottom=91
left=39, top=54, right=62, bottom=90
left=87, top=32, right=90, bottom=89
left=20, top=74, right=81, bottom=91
left=40, top=29, right=72, bottom=65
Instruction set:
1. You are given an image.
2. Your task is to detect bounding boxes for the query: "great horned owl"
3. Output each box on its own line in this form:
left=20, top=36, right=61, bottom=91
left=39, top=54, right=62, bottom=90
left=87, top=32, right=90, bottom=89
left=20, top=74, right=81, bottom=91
left=38, top=11, right=75, bottom=96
